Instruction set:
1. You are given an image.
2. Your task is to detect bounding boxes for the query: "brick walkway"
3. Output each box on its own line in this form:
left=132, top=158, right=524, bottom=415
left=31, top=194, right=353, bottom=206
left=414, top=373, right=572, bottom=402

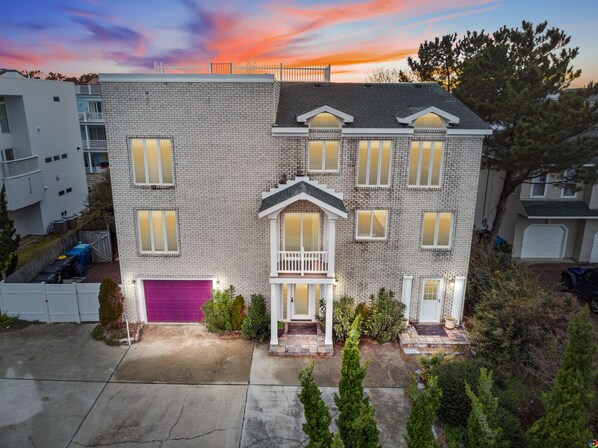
left=269, top=323, right=334, bottom=356
left=399, top=325, right=470, bottom=355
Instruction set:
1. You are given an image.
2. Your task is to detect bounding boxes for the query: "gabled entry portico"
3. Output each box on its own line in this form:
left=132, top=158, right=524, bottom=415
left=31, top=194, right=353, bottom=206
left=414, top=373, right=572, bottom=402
left=259, top=177, right=347, bottom=353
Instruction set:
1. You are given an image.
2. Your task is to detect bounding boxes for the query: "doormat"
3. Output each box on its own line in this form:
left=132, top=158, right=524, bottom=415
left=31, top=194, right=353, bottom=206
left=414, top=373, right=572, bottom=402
left=287, top=322, right=318, bottom=335
left=413, top=325, right=447, bottom=337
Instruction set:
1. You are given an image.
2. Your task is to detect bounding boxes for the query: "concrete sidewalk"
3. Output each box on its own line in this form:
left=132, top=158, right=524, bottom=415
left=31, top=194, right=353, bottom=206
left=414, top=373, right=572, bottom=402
left=0, top=324, right=411, bottom=447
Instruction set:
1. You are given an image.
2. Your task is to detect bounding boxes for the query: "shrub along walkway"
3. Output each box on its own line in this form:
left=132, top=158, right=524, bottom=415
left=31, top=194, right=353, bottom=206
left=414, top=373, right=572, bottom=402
left=399, top=325, right=470, bottom=355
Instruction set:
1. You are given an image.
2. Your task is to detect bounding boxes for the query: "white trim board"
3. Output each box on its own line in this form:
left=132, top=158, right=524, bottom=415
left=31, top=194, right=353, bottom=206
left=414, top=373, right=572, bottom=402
left=296, top=105, right=354, bottom=124
left=396, top=106, right=460, bottom=125
left=99, top=74, right=275, bottom=83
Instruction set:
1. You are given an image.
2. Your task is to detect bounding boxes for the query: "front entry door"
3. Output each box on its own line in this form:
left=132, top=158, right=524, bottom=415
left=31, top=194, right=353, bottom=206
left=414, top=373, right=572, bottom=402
left=292, top=283, right=310, bottom=319
left=419, top=278, right=442, bottom=323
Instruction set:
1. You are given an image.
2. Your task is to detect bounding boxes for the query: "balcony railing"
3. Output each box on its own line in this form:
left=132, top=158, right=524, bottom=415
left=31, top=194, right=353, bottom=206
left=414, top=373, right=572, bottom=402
left=1, top=156, right=39, bottom=178
left=83, top=139, right=107, bottom=149
left=277, top=250, right=328, bottom=275
left=78, top=111, right=104, bottom=122
left=75, top=85, right=101, bottom=95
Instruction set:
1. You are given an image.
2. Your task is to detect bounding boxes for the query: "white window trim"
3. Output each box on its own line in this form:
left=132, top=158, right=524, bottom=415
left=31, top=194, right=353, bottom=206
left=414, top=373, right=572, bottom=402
left=0, top=102, right=9, bottom=134
left=560, top=171, right=578, bottom=198
left=138, top=210, right=179, bottom=254
left=530, top=173, right=548, bottom=198
left=355, top=209, right=388, bottom=241
left=419, top=277, right=443, bottom=323
left=131, top=138, right=174, bottom=186
left=421, top=212, right=454, bottom=249
left=356, top=141, right=392, bottom=188
left=408, top=141, right=444, bottom=188
left=283, top=212, right=320, bottom=251
left=307, top=140, right=340, bottom=173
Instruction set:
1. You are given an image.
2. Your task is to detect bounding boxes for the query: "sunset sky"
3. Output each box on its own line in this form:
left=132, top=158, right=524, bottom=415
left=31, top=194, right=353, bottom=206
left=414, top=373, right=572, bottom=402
left=2, top=0, right=597, bottom=85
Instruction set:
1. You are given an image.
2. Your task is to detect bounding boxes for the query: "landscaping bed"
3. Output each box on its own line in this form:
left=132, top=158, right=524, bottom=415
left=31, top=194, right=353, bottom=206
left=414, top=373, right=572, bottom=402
left=0, top=314, right=38, bottom=333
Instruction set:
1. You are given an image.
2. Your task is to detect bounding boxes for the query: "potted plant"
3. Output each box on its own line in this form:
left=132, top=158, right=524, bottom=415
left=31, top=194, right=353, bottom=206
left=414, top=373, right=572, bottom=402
left=277, top=321, right=285, bottom=338
left=444, top=316, right=457, bottom=330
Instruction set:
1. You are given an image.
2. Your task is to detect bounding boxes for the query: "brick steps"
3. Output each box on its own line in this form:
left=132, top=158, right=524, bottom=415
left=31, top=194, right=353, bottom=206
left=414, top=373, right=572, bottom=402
left=269, top=322, right=334, bottom=356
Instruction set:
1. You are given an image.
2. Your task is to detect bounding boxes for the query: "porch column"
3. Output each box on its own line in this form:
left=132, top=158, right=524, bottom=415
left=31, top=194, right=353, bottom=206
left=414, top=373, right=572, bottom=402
left=270, top=283, right=279, bottom=345
left=401, top=275, right=413, bottom=322
left=269, top=216, right=278, bottom=277
left=324, top=283, right=333, bottom=345
left=451, top=277, right=466, bottom=325
left=327, top=217, right=337, bottom=277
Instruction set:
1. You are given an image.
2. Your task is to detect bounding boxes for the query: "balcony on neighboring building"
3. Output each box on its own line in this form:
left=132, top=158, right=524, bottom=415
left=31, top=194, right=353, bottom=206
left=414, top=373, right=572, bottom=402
left=75, top=85, right=101, bottom=95
left=1, top=156, right=44, bottom=211
left=78, top=111, right=104, bottom=122
left=82, top=139, right=107, bottom=150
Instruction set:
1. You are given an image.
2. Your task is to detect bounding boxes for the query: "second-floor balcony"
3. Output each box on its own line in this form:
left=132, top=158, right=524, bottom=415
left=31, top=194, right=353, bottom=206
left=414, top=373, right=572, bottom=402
left=1, top=156, right=44, bottom=211
left=277, top=250, right=329, bottom=275
left=83, top=139, right=107, bottom=150
left=78, top=111, right=104, bottom=122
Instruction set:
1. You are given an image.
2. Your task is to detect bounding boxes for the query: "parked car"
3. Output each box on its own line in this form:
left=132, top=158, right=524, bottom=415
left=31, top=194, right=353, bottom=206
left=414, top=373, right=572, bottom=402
left=561, top=267, right=598, bottom=313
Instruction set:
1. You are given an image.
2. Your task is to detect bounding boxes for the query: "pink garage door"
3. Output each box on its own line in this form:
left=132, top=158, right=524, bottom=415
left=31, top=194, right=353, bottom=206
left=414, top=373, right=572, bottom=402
left=144, top=280, right=212, bottom=323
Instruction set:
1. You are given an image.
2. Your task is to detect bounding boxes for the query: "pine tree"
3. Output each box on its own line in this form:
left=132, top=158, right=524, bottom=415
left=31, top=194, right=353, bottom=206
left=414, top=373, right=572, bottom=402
left=405, top=373, right=442, bottom=448
left=0, top=184, right=20, bottom=279
left=98, top=277, right=124, bottom=329
left=465, top=368, right=507, bottom=448
left=298, top=361, right=333, bottom=448
left=334, top=317, right=380, bottom=448
left=527, top=306, right=597, bottom=447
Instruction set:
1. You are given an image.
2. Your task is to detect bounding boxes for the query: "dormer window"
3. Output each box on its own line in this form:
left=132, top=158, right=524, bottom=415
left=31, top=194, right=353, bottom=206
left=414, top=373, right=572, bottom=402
left=413, top=113, right=444, bottom=129
left=310, top=113, right=340, bottom=128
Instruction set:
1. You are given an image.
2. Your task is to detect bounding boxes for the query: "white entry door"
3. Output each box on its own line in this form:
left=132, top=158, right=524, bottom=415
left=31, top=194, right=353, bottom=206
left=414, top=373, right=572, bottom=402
left=419, top=278, right=442, bottom=323
left=292, top=284, right=311, bottom=320
left=591, top=233, right=598, bottom=263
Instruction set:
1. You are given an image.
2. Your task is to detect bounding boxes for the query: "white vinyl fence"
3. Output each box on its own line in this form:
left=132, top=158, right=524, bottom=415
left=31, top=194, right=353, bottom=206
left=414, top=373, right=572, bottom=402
left=0, top=283, right=100, bottom=323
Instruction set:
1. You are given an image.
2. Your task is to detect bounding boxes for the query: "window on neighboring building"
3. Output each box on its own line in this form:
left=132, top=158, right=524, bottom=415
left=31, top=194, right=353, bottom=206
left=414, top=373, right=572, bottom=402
left=88, top=126, right=106, bottom=141
left=356, top=210, right=388, bottom=240
left=413, top=113, right=444, bottom=128
left=53, top=155, right=60, bottom=161
left=61, top=154, right=67, bottom=159
left=45, top=157, right=52, bottom=163
left=66, top=187, right=72, bottom=193
left=422, top=212, right=453, bottom=248
left=131, top=138, right=174, bottom=186
left=530, top=173, right=548, bottom=197
left=0, top=103, right=9, bottom=133
left=409, top=141, right=444, bottom=187
left=137, top=210, right=178, bottom=253
left=53, top=96, right=60, bottom=102
left=308, top=140, right=339, bottom=171
left=561, top=170, right=577, bottom=198
left=357, top=141, right=392, bottom=187
left=310, top=113, right=340, bottom=128
left=58, top=190, right=65, bottom=196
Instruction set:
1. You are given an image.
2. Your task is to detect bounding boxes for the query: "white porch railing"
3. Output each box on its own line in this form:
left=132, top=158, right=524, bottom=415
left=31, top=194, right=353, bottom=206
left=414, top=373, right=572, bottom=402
left=78, top=111, right=104, bottom=122
left=277, top=250, right=328, bottom=275
left=1, top=155, right=39, bottom=178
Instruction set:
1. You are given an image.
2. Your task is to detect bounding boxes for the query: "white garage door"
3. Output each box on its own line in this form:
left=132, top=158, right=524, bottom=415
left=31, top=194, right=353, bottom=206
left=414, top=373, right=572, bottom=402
left=591, top=233, right=598, bottom=263
left=521, top=225, right=566, bottom=259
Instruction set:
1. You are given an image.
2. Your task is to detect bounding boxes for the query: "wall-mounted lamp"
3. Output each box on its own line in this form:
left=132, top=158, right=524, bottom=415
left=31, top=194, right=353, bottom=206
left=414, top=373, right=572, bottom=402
left=333, top=279, right=338, bottom=287
left=132, top=279, right=136, bottom=285
left=448, top=278, right=455, bottom=287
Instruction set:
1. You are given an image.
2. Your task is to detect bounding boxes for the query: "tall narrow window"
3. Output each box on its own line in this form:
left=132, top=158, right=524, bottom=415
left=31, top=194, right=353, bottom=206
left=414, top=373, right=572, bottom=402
left=530, top=173, right=548, bottom=197
left=309, top=141, right=339, bottom=171
left=356, top=210, right=388, bottom=240
left=137, top=210, right=178, bottom=253
left=284, top=213, right=320, bottom=251
left=409, top=141, right=443, bottom=187
left=357, top=141, right=392, bottom=186
left=561, top=170, right=577, bottom=198
left=0, top=103, right=9, bottom=133
left=131, top=138, right=174, bottom=185
left=422, top=212, right=453, bottom=248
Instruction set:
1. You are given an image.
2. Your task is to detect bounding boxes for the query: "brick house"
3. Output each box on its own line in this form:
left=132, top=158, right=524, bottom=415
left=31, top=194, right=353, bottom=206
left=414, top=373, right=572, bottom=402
left=100, top=73, right=490, bottom=350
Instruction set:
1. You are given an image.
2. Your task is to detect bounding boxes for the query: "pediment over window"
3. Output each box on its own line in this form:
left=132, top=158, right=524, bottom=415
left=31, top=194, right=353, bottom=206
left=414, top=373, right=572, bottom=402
left=259, top=177, right=347, bottom=218
left=296, top=105, right=354, bottom=127
left=396, top=106, right=459, bottom=128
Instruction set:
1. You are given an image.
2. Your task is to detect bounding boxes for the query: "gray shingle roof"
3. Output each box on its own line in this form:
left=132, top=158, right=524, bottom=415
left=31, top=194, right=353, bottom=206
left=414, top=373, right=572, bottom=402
left=521, top=200, right=598, bottom=218
left=275, top=82, right=490, bottom=130
left=259, top=181, right=347, bottom=215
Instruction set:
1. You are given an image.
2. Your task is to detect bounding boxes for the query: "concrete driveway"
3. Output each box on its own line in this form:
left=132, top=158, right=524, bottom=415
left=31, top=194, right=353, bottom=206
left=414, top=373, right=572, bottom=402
left=0, top=324, right=411, bottom=448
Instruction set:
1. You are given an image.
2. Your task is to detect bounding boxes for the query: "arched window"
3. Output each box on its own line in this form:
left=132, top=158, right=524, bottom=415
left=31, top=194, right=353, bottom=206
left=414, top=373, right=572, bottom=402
left=413, top=113, right=444, bottom=129
left=310, top=112, right=340, bottom=128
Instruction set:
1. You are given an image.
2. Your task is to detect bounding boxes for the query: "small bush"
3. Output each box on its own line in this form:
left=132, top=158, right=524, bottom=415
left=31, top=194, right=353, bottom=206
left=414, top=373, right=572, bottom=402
left=98, top=277, right=124, bottom=329
left=433, top=360, right=487, bottom=428
left=241, top=294, right=270, bottom=342
left=417, top=351, right=455, bottom=384
left=367, top=288, right=407, bottom=344
left=231, top=295, right=246, bottom=331
left=332, top=295, right=356, bottom=342
left=201, top=286, right=235, bottom=333
left=354, top=303, right=371, bottom=333
left=90, top=324, right=104, bottom=341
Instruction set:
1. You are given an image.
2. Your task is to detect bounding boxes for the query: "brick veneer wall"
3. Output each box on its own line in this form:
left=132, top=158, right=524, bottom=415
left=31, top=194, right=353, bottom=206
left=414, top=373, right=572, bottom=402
left=102, top=79, right=483, bottom=323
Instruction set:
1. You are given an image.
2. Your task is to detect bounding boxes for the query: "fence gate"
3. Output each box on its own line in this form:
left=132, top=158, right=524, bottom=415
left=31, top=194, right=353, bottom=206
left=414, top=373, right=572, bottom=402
left=79, top=230, right=112, bottom=262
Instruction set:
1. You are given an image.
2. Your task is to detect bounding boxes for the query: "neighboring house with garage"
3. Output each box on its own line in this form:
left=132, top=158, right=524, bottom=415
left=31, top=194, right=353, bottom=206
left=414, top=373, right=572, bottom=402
left=475, top=159, right=598, bottom=262
left=100, top=73, right=490, bottom=351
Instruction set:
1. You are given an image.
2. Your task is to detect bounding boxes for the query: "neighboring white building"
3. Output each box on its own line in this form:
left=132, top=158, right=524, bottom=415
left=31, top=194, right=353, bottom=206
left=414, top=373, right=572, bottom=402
left=76, top=82, right=109, bottom=186
left=0, top=71, right=88, bottom=236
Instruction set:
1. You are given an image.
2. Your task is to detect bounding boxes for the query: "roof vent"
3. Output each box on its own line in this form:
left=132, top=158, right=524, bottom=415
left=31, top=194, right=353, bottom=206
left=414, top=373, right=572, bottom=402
left=414, top=84, right=422, bottom=88
left=364, top=83, right=372, bottom=88
left=313, top=83, right=321, bottom=88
